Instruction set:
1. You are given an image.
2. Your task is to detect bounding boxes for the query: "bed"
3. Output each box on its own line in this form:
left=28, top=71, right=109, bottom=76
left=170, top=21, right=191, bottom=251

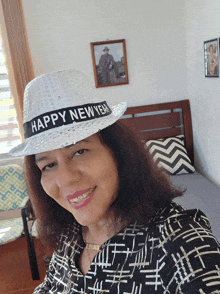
left=121, top=99, right=220, bottom=241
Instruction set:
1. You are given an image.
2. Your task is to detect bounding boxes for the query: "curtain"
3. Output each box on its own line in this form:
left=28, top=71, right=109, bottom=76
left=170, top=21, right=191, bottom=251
left=1, top=0, right=35, bottom=141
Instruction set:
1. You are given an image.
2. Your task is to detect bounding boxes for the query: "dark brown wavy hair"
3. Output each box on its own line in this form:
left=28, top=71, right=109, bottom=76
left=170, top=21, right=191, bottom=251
left=24, top=121, right=183, bottom=251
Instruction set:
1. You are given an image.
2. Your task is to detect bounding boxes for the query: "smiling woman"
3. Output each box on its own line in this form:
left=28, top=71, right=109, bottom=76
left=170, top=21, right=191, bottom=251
left=10, top=70, right=220, bottom=294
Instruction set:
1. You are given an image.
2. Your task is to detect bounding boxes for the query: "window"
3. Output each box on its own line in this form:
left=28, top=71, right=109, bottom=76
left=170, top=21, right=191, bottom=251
left=0, top=33, right=21, bottom=155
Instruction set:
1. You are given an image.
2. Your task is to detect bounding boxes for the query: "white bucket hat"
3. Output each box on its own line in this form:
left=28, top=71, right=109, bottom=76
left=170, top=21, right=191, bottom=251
left=9, top=69, right=127, bottom=157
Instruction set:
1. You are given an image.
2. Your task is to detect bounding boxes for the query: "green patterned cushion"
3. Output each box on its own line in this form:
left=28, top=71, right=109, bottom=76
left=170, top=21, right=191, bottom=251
left=0, top=164, right=29, bottom=211
left=0, top=217, right=24, bottom=245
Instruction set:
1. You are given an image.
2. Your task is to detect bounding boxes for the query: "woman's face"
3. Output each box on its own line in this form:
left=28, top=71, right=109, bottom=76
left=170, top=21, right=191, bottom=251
left=35, top=134, right=119, bottom=227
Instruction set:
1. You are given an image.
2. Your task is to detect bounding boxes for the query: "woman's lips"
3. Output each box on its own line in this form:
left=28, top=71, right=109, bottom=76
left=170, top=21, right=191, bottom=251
left=67, top=188, right=92, bottom=201
left=67, top=187, right=96, bottom=209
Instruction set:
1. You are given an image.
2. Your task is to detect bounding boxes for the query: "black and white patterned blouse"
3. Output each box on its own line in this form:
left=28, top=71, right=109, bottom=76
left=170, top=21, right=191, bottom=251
left=33, top=202, right=220, bottom=293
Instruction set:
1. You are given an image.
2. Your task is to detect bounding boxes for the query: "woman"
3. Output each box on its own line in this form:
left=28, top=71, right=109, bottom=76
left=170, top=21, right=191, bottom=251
left=10, top=70, right=220, bottom=293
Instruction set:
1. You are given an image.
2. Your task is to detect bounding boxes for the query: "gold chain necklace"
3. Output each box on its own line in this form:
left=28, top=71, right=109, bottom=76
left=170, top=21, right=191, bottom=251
left=84, top=242, right=102, bottom=266
left=85, top=243, right=101, bottom=251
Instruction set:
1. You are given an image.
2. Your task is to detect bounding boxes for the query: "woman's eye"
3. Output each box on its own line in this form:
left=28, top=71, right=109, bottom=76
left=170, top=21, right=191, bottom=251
left=75, top=149, right=87, bottom=156
left=42, top=163, right=55, bottom=171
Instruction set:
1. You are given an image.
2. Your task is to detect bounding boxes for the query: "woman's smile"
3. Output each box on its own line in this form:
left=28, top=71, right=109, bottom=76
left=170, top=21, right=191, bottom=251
left=67, top=186, right=96, bottom=209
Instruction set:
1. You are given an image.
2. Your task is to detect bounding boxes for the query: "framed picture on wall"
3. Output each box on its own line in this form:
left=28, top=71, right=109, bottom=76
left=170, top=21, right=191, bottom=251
left=204, top=38, right=219, bottom=77
left=90, top=39, right=129, bottom=88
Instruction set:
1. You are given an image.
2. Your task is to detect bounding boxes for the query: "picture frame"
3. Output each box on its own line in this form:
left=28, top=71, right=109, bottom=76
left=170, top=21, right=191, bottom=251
left=90, top=39, right=129, bottom=88
left=204, top=38, right=219, bottom=77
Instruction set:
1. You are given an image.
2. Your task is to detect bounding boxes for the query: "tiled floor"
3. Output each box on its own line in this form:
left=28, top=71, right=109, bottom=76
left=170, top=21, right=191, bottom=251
left=0, top=238, right=46, bottom=294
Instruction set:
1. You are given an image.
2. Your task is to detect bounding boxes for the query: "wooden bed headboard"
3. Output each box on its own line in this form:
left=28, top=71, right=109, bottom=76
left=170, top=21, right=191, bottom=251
left=120, top=100, right=194, bottom=165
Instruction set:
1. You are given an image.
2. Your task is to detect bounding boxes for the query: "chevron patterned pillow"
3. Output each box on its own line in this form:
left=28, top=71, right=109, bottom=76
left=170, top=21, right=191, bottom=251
left=145, top=135, right=195, bottom=175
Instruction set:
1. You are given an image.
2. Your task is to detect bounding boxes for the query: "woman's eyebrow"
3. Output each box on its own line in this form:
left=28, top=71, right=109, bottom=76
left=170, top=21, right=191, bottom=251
left=35, top=156, right=50, bottom=164
left=35, top=139, right=91, bottom=163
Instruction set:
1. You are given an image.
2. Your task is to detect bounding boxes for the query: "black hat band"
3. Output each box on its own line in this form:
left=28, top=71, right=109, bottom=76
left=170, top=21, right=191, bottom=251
left=23, top=101, right=112, bottom=139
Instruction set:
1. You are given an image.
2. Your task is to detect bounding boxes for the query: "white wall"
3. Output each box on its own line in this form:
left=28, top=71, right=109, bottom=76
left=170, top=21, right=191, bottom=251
left=22, top=0, right=187, bottom=107
left=21, top=0, right=220, bottom=187
left=184, top=0, right=220, bottom=187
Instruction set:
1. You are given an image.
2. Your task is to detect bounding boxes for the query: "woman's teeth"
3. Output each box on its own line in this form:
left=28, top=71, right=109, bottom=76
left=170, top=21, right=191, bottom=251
left=69, top=187, right=95, bottom=204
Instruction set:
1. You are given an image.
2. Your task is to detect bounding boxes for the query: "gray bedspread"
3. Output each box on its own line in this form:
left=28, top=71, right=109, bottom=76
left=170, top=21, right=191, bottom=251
left=170, top=171, right=220, bottom=241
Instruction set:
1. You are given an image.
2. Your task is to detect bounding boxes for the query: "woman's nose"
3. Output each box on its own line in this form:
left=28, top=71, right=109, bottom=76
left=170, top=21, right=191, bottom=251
left=55, top=162, right=81, bottom=188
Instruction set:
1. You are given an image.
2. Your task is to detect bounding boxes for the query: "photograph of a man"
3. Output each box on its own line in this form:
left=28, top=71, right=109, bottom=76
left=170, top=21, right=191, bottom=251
left=99, top=46, right=119, bottom=84
left=91, top=39, right=128, bottom=87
